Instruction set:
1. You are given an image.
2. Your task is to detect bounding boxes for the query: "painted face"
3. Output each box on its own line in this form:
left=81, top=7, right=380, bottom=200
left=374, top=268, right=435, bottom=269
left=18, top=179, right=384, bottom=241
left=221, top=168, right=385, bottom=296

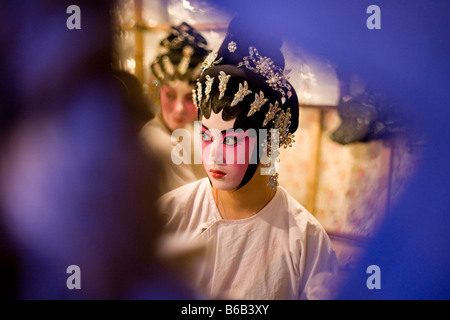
left=201, top=111, right=258, bottom=190
left=160, top=79, right=197, bottom=131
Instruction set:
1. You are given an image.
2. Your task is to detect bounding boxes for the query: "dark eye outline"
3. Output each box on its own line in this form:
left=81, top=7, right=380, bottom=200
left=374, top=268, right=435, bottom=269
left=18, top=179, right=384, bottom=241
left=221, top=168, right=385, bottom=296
left=184, top=93, right=193, bottom=102
left=201, top=131, right=212, bottom=142
left=165, top=91, right=176, bottom=101
left=223, top=135, right=245, bottom=146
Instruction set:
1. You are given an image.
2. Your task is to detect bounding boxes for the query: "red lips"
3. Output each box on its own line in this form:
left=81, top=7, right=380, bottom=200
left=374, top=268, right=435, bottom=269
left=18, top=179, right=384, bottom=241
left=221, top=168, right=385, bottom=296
left=210, top=169, right=226, bottom=179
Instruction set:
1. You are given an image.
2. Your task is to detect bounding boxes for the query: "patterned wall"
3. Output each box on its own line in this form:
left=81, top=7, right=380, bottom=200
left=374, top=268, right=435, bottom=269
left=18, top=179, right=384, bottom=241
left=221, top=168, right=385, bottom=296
left=279, top=107, right=421, bottom=240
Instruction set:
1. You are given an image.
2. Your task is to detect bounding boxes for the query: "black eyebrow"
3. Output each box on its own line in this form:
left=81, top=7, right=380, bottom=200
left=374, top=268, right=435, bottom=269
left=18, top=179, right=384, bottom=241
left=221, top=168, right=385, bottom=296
left=201, top=124, right=231, bottom=135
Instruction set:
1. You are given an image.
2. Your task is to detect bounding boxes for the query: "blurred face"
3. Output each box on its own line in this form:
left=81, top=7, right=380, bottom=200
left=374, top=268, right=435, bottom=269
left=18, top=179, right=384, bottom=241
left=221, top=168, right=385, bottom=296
left=160, top=79, right=197, bottom=131
left=201, top=111, right=258, bottom=190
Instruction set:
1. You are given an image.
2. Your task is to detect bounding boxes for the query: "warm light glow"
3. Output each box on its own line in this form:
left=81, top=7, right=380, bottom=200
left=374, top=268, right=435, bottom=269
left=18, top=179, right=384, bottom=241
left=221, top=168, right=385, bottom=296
left=125, top=58, right=136, bottom=73
left=182, top=0, right=195, bottom=12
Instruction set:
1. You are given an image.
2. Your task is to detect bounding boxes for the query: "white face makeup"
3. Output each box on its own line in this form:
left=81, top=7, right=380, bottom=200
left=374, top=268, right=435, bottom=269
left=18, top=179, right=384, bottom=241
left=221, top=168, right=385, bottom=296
left=201, top=111, right=258, bottom=190
left=160, top=79, right=197, bottom=131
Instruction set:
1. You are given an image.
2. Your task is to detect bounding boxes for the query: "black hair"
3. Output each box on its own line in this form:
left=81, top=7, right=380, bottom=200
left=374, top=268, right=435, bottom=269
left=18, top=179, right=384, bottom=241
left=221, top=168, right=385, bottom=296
left=112, top=70, right=154, bottom=128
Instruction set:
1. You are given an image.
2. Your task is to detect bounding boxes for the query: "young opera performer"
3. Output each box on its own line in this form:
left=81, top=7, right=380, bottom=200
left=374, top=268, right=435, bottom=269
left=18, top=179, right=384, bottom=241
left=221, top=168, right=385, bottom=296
left=141, top=22, right=209, bottom=195
left=158, top=16, right=338, bottom=300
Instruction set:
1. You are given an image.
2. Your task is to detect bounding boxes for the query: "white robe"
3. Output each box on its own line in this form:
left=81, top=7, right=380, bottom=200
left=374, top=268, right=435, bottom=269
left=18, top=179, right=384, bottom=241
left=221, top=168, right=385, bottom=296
left=158, top=178, right=338, bottom=300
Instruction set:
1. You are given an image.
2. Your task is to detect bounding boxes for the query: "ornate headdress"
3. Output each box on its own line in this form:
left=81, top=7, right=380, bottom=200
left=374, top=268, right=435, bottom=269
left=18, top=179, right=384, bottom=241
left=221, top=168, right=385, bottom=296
left=195, top=34, right=299, bottom=188
left=150, top=22, right=210, bottom=85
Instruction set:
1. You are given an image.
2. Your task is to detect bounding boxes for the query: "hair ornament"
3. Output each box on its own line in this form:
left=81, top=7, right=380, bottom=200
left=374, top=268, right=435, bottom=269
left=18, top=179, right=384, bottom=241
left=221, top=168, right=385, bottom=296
left=200, top=50, right=223, bottom=75
left=163, top=22, right=207, bottom=50
left=205, top=75, right=214, bottom=102
left=227, top=41, right=237, bottom=53
left=238, top=47, right=292, bottom=104
left=162, top=56, right=175, bottom=76
left=192, top=88, right=198, bottom=109
left=196, top=82, right=203, bottom=107
left=273, top=107, right=295, bottom=148
left=152, top=63, right=165, bottom=81
left=177, top=46, right=194, bottom=75
left=247, top=91, right=268, bottom=117
left=218, top=71, right=231, bottom=100
left=231, top=81, right=252, bottom=107
left=265, top=129, right=281, bottom=189
left=263, top=101, right=281, bottom=127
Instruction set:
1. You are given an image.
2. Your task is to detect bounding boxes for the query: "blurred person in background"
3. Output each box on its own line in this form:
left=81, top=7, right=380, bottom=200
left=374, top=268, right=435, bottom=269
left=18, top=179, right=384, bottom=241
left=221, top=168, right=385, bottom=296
left=140, top=22, right=210, bottom=196
left=112, top=69, right=155, bottom=132
left=0, top=0, right=195, bottom=300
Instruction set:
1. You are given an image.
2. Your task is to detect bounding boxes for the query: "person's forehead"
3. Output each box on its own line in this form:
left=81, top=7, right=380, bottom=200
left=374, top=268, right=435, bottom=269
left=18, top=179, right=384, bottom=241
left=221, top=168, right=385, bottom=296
left=201, top=110, right=235, bottom=132
left=164, top=79, right=193, bottom=95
